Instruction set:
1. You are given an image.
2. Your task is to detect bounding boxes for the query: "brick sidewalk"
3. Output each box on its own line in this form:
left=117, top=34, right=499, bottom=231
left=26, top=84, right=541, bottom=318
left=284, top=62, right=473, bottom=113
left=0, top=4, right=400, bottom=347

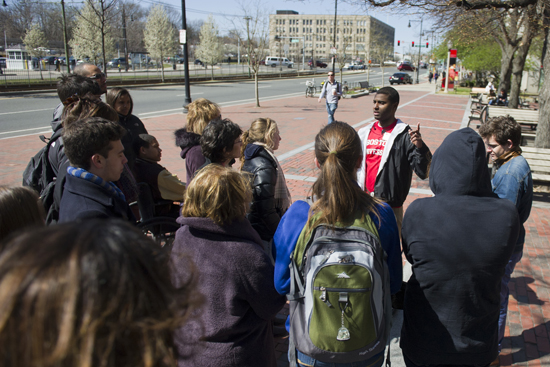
left=1, top=85, right=549, bottom=366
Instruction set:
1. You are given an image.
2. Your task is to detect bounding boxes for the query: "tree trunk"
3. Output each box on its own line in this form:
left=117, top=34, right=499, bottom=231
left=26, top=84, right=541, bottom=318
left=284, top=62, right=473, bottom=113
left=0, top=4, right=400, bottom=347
left=535, top=11, right=550, bottom=149
left=497, top=42, right=516, bottom=92
left=254, top=71, right=260, bottom=107
left=509, top=9, right=537, bottom=108
left=161, top=52, right=165, bottom=83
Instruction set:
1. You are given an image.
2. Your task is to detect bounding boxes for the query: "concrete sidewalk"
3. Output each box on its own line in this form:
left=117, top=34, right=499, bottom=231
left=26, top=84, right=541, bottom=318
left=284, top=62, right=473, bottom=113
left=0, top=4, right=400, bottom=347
left=1, top=81, right=549, bottom=367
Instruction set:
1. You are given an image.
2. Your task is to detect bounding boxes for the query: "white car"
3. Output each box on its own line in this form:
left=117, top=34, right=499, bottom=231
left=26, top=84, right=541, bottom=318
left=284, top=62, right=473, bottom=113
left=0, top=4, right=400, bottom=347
left=265, top=57, right=293, bottom=68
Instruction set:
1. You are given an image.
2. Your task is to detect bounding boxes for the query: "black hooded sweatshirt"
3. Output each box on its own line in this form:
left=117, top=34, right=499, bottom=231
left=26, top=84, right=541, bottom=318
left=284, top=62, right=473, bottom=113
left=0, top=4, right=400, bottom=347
left=400, top=128, right=520, bottom=366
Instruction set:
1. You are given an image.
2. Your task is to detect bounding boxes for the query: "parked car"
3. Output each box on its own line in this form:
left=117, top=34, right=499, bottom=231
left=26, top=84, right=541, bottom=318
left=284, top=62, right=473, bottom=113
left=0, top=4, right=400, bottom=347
left=194, top=59, right=204, bottom=66
left=389, top=72, right=413, bottom=85
left=42, top=56, right=57, bottom=65
left=265, top=56, right=293, bottom=68
left=397, top=62, right=415, bottom=72
left=419, top=61, right=428, bottom=69
left=107, top=57, right=127, bottom=68
left=348, top=62, right=365, bottom=70
left=308, top=60, right=327, bottom=68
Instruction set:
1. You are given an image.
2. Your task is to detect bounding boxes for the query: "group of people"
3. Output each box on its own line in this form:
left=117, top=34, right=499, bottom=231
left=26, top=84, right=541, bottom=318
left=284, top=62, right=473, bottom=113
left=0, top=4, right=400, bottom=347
left=0, top=63, right=534, bottom=367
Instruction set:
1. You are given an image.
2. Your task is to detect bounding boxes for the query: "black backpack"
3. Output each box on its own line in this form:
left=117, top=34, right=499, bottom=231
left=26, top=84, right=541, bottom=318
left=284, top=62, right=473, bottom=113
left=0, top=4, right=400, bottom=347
left=22, top=129, right=64, bottom=223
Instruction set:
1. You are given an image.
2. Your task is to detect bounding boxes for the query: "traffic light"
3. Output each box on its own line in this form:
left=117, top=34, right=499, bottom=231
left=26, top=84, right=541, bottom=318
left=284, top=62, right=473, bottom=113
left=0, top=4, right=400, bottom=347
left=426, top=42, right=429, bottom=48
left=397, top=40, right=400, bottom=46
left=412, top=41, right=415, bottom=47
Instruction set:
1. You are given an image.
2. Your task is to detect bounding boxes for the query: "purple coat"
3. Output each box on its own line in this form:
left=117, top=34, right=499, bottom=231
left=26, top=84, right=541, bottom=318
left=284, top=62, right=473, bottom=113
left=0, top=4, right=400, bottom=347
left=175, top=128, right=206, bottom=185
left=171, top=216, right=286, bottom=367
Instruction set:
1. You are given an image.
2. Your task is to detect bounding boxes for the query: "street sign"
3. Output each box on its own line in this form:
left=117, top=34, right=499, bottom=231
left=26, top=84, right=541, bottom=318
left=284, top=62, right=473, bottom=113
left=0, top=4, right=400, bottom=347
left=179, top=30, right=186, bottom=44
left=291, top=38, right=300, bottom=43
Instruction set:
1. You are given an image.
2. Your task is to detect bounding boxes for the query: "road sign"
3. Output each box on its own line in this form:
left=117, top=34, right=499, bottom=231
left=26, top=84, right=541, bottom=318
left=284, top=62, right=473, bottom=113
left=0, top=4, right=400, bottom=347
left=179, top=30, right=186, bottom=44
left=291, top=38, right=300, bottom=43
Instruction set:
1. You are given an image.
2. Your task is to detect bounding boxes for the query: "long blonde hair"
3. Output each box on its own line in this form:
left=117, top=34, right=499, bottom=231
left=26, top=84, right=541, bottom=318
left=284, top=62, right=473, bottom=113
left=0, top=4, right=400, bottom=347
left=240, top=118, right=278, bottom=162
left=186, top=98, right=221, bottom=135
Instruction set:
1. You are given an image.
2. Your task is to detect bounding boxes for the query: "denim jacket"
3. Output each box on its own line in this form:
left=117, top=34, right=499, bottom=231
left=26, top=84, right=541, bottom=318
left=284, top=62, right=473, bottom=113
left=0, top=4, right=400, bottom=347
left=492, top=154, right=533, bottom=252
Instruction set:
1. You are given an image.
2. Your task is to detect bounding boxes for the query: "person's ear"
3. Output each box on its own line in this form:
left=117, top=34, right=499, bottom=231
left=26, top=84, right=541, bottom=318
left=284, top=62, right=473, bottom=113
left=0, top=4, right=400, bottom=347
left=90, top=154, right=104, bottom=169
left=314, top=157, right=321, bottom=169
left=139, top=146, right=147, bottom=157
left=506, top=139, right=514, bottom=150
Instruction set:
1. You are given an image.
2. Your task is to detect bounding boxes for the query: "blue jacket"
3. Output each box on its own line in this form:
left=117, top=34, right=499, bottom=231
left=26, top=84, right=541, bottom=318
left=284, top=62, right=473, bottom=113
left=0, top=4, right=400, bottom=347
left=273, top=200, right=403, bottom=297
left=492, top=154, right=533, bottom=253
left=59, top=174, right=135, bottom=222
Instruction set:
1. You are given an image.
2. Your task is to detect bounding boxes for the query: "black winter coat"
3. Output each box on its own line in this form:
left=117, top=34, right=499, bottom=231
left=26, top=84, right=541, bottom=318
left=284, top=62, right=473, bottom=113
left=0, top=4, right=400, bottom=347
left=241, top=144, right=282, bottom=241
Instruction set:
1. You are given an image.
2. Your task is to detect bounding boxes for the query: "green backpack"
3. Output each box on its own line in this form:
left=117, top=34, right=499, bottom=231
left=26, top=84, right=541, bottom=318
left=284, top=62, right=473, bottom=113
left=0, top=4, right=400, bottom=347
left=287, top=215, right=391, bottom=365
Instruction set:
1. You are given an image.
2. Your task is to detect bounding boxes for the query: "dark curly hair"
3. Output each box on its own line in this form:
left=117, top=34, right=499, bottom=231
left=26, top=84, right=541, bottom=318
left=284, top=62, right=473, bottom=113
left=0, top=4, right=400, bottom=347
left=200, top=118, right=242, bottom=164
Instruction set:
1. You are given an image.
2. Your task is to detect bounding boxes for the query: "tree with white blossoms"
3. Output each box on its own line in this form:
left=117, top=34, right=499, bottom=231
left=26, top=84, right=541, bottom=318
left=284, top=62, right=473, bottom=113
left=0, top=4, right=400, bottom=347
left=70, top=0, right=117, bottom=74
left=143, top=4, right=177, bottom=83
left=195, top=15, right=223, bottom=80
left=23, top=24, right=48, bottom=80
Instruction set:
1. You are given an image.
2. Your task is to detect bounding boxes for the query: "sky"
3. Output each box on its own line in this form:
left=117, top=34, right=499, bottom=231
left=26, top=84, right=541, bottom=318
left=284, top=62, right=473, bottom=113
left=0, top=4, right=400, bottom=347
left=149, top=0, right=442, bottom=56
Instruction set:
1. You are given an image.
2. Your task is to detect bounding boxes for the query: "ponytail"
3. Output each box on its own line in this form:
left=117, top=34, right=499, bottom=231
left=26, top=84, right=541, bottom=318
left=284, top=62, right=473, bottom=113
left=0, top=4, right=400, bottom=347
left=240, top=118, right=278, bottom=163
left=310, top=121, right=379, bottom=229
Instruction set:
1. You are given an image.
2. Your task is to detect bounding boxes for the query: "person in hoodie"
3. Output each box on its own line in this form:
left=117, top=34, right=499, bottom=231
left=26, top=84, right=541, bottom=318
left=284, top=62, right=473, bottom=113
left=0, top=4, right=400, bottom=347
left=240, top=118, right=291, bottom=245
left=174, top=98, right=221, bottom=185
left=107, top=87, right=148, bottom=173
left=171, top=164, right=286, bottom=367
left=400, top=128, right=520, bottom=367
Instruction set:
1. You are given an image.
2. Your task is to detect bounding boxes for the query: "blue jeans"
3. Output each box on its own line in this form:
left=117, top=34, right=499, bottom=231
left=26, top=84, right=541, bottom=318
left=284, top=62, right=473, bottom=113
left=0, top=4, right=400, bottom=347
left=498, top=250, right=523, bottom=352
left=326, top=102, right=338, bottom=124
left=296, top=350, right=383, bottom=367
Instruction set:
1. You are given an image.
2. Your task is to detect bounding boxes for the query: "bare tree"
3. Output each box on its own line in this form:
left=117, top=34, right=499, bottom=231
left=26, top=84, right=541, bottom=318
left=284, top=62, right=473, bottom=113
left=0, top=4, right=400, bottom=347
left=196, top=15, right=223, bottom=80
left=143, top=4, right=178, bottom=82
left=23, top=24, right=48, bottom=80
left=369, top=29, right=392, bottom=87
left=228, top=0, right=270, bottom=107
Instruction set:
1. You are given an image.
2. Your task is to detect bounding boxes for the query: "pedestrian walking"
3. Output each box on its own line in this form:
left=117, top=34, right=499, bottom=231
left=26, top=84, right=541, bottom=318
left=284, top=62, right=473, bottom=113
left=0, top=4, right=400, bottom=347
left=318, top=71, right=342, bottom=124
left=434, top=71, right=439, bottom=83
left=428, top=71, right=433, bottom=83
left=55, top=58, right=61, bottom=72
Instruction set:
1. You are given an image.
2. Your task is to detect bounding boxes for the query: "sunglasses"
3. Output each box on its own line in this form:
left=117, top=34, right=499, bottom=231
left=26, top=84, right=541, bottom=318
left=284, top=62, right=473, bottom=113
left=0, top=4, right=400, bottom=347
left=89, top=72, right=106, bottom=80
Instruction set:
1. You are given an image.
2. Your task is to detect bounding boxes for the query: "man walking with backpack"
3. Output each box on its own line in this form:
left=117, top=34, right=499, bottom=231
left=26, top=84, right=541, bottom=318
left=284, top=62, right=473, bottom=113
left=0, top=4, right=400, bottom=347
left=318, top=72, right=342, bottom=124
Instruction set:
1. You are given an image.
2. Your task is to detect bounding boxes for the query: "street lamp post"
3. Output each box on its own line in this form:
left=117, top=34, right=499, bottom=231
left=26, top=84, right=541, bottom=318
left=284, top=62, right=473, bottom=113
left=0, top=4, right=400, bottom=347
left=332, top=0, right=337, bottom=74
left=244, top=16, right=251, bottom=77
left=408, top=18, right=422, bottom=84
left=444, top=40, right=452, bottom=93
left=181, top=0, right=191, bottom=108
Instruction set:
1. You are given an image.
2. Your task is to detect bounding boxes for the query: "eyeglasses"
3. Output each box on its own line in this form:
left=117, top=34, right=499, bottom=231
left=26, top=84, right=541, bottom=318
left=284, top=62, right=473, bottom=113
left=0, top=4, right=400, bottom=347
left=89, top=73, right=106, bottom=80
left=328, top=74, right=334, bottom=76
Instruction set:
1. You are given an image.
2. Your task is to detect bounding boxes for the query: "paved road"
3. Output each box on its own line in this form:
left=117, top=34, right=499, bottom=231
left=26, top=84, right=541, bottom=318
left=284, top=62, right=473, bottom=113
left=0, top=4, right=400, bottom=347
left=0, top=68, right=427, bottom=139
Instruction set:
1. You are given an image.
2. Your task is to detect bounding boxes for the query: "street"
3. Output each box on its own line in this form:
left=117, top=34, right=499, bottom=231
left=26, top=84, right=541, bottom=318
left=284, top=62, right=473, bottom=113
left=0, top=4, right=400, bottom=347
left=0, top=67, right=427, bottom=139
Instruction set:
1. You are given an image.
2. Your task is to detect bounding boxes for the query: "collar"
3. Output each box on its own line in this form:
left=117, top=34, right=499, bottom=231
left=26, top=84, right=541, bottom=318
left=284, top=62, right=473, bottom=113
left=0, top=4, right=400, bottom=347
left=67, top=166, right=126, bottom=201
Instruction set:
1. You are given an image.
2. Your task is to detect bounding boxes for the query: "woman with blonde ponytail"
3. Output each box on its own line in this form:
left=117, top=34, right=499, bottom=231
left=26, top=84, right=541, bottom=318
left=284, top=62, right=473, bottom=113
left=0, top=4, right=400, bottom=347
left=241, top=118, right=291, bottom=244
left=272, top=121, right=402, bottom=367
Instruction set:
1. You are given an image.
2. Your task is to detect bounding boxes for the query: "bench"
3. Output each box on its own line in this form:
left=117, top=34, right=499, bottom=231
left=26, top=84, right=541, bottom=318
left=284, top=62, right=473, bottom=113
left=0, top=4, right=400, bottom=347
left=488, top=106, right=539, bottom=129
left=522, top=147, right=550, bottom=184
left=359, top=81, right=377, bottom=93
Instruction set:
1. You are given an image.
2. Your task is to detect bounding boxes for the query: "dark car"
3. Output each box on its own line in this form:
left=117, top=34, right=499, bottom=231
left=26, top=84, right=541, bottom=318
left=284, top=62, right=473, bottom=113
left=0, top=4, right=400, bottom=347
left=389, top=72, right=413, bottom=85
left=308, top=60, right=327, bottom=68
left=42, top=56, right=57, bottom=65
left=397, top=62, right=415, bottom=72
left=107, top=57, right=128, bottom=68
left=194, top=59, right=204, bottom=66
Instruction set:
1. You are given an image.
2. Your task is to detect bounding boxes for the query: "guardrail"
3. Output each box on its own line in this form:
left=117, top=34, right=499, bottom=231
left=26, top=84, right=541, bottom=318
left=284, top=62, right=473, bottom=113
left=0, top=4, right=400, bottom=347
left=0, top=63, right=334, bottom=91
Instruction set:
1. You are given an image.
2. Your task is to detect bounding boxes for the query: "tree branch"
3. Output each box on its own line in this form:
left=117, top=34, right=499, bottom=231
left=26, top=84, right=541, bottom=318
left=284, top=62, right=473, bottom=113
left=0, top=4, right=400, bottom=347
left=456, top=0, right=537, bottom=10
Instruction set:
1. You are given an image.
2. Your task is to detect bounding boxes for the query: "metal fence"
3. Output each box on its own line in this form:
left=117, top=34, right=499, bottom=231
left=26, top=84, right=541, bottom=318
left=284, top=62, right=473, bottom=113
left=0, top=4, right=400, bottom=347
left=0, top=62, right=330, bottom=89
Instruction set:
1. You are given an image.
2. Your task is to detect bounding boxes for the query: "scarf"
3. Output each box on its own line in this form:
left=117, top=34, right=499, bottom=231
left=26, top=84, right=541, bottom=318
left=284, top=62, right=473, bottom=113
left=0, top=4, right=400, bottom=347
left=253, top=142, right=292, bottom=212
left=495, top=147, right=522, bottom=169
left=67, top=166, right=126, bottom=202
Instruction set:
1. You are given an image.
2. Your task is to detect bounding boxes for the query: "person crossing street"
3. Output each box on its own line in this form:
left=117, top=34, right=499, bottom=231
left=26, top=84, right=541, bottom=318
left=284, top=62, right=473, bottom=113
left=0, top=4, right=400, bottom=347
left=318, top=72, right=342, bottom=124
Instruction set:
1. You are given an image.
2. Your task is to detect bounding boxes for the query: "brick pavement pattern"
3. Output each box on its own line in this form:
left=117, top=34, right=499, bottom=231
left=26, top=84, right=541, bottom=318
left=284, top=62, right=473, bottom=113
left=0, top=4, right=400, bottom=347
left=1, top=83, right=549, bottom=367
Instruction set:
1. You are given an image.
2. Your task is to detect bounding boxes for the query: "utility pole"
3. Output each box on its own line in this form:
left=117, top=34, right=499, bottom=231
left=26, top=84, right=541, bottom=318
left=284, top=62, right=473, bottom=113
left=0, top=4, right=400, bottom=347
left=332, top=0, right=337, bottom=74
left=122, top=4, right=128, bottom=71
left=408, top=18, right=423, bottom=84
left=61, top=0, right=70, bottom=74
left=181, top=0, right=191, bottom=108
left=244, top=16, right=251, bottom=78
